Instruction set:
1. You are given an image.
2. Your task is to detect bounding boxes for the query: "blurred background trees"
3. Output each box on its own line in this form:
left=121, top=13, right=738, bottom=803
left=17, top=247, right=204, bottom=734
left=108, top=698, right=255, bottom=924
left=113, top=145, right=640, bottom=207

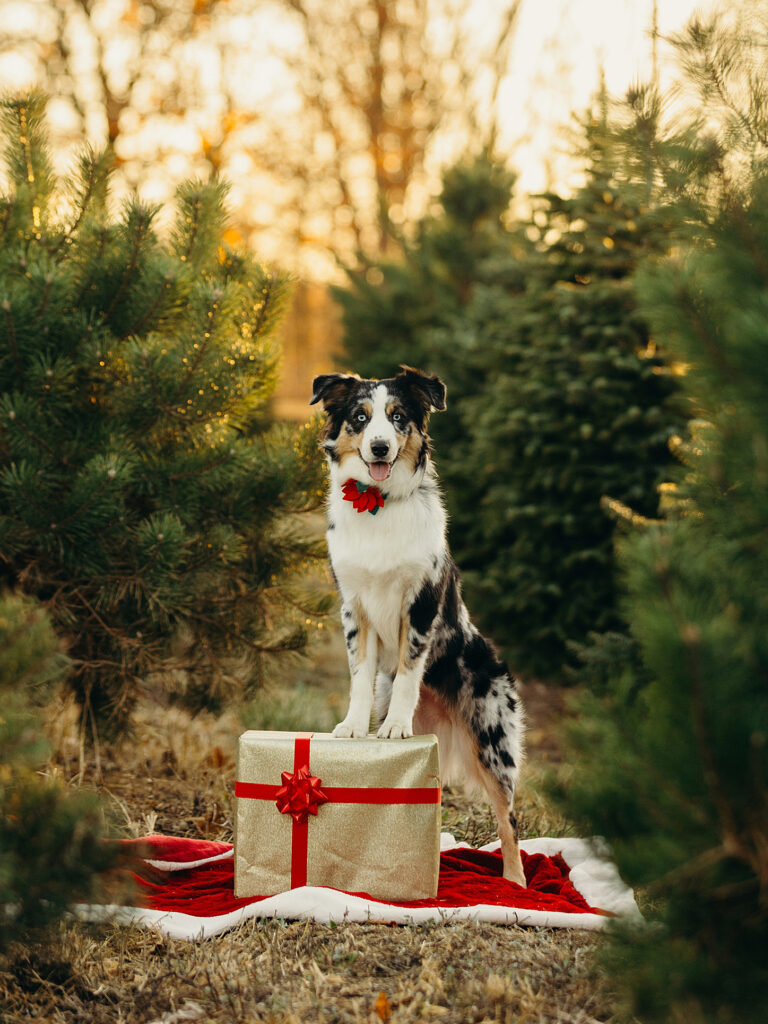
left=335, top=150, right=524, bottom=482
left=460, top=116, right=686, bottom=681
left=265, top=0, right=520, bottom=263
left=0, top=0, right=519, bottom=274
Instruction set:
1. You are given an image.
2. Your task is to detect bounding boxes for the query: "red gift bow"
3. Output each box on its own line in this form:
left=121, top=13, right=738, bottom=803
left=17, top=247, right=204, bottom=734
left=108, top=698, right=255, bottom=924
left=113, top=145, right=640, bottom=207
left=275, top=765, right=329, bottom=824
left=235, top=733, right=441, bottom=888
left=342, top=478, right=385, bottom=514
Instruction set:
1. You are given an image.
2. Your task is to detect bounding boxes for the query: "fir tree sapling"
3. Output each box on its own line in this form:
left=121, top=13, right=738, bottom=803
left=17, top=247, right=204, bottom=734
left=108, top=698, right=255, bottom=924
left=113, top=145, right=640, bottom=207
left=0, top=97, right=328, bottom=737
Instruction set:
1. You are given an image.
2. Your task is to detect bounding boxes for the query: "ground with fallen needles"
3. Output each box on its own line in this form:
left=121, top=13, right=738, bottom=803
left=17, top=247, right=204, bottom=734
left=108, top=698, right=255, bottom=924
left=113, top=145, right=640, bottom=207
left=1, top=630, right=626, bottom=1024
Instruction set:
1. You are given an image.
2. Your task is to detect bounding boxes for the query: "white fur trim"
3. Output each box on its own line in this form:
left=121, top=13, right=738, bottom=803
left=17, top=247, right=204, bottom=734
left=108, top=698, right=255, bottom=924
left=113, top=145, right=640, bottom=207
left=76, top=834, right=639, bottom=939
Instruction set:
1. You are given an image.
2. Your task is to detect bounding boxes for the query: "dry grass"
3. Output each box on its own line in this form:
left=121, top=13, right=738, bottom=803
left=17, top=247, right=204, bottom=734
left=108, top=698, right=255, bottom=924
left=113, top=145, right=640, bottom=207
left=0, top=629, right=625, bottom=1024
left=3, top=917, right=611, bottom=1024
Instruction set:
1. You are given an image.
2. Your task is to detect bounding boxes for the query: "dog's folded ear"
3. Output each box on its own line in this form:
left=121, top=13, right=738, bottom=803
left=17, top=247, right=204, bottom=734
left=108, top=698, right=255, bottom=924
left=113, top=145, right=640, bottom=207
left=397, top=366, right=447, bottom=412
left=310, top=373, right=360, bottom=409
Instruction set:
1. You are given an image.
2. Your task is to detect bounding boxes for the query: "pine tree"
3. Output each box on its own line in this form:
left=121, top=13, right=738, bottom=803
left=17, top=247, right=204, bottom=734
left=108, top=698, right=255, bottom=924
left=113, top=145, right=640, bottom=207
left=0, top=97, right=327, bottom=736
left=557, top=11, right=768, bottom=1020
left=0, top=591, right=114, bottom=949
left=458, top=114, right=685, bottom=681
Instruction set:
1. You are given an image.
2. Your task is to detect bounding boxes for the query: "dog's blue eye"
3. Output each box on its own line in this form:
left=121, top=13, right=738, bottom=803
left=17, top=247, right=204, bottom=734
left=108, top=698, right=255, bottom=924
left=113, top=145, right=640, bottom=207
left=393, top=413, right=402, bottom=422
left=357, top=413, right=367, bottom=422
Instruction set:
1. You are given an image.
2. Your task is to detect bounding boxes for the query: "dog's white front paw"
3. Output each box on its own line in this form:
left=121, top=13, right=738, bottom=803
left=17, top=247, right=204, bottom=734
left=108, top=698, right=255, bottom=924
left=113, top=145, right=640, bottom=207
left=377, top=718, right=413, bottom=739
left=332, top=718, right=369, bottom=738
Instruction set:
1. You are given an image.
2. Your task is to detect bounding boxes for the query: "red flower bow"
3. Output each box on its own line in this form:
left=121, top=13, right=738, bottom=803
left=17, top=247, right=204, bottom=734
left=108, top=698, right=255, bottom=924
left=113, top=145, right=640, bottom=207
left=342, top=478, right=386, bottom=514
left=275, top=766, right=329, bottom=824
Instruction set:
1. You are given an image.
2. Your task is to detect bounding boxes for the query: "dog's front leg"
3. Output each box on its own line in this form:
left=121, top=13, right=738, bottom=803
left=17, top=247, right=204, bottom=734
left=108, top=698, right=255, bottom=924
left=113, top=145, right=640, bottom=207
left=333, top=604, right=378, bottom=738
left=377, top=615, right=429, bottom=739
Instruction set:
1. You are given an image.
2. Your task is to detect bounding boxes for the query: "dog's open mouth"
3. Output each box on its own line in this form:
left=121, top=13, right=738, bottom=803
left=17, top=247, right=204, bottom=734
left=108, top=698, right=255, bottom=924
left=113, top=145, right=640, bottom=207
left=368, top=460, right=392, bottom=482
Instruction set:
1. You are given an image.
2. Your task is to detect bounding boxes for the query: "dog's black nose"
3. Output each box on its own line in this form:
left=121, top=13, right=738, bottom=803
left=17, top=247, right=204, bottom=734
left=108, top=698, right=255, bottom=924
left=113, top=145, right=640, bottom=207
left=370, top=441, right=390, bottom=459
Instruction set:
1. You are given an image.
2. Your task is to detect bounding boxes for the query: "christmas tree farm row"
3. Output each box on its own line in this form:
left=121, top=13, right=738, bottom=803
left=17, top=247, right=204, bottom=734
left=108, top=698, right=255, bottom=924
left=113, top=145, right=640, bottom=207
left=337, top=10, right=768, bottom=1021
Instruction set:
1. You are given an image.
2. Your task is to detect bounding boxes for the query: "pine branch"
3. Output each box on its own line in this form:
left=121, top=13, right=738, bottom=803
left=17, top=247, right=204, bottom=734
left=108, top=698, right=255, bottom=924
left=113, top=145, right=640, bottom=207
left=706, top=45, right=768, bottom=151
left=654, top=556, right=751, bottom=868
left=171, top=293, right=222, bottom=402
left=2, top=299, right=24, bottom=385
left=1, top=97, right=54, bottom=232
left=72, top=588, right=124, bottom=643
left=73, top=228, right=109, bottom=308
left=181, top=193, right=203, bottom=264
left=683, top=629, right=741, bottom=847
left=33, top=272, right=54, bottom=323
left=166, top=451, right=234, bottom=482
left=119, top=273, right=174, bottom=341
left=251, top=269, right=291, bottom=341
left=645, top=842, right=734, bottom=897
left=0, top=606, right=61, bottom=693
left=0, top=199, right=12, bottom=246
left=184, top=608, right=302, bottom=655
left=6, top=412, right=70, bottom=466
left=601, top=495, right=659, bottom=527
left=679, top=284, right=740, bottom=385
left=102, top=205, right=154, bottom=321
left=51, top=148, right=111, bottom=262
left=50, top=475, right=112, bottom=533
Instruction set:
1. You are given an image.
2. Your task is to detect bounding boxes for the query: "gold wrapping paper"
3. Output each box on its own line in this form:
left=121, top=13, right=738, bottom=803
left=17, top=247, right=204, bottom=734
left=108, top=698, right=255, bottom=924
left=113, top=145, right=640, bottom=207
left=234, top=731, right=441, bottom=900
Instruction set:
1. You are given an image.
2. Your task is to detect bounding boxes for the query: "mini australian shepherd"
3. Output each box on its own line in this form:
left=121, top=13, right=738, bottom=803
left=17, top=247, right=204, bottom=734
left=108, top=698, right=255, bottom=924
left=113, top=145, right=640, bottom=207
left=311, top=365, right=526, bottom=887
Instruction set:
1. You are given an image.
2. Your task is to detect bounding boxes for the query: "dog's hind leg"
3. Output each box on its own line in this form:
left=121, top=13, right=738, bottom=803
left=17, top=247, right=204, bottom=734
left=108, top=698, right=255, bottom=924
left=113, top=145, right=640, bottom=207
left=333, top=603, right=378, bottom=738
left=480, top=766, right=526, bottom=887
left=462, top=638, right=526, bottom=885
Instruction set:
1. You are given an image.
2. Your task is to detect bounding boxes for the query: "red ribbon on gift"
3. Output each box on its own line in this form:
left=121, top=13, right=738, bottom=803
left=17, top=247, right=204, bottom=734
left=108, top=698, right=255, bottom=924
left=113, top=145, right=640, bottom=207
left=234, top=733, right=441, bottom=888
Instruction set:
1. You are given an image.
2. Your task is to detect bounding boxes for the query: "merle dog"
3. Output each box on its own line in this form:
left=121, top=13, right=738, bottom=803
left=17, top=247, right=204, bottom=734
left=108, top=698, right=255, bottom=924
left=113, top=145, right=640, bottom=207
left=311, top=366, right=526, bottom=886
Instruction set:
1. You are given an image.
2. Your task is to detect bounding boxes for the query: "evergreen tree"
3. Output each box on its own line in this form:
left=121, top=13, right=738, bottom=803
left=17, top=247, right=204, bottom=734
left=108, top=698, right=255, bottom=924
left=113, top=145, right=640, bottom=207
left=459, top=116, right=685, bottom=681
left=0, top=97, right=327, bottom=736
left=0, top=591, right=114, bottom=949
left=559, top=11, right=768, bottom=1020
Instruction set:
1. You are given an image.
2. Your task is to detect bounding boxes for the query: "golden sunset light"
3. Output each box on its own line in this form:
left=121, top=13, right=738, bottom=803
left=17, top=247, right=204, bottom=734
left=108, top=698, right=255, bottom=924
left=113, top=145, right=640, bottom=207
left=0, top=0, right=715, bottom=278
left=2, top=7, right=766, bottom=1017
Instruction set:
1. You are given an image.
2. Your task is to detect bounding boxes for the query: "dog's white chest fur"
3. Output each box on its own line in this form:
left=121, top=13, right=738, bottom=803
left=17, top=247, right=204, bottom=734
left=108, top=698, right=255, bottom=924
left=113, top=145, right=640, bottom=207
left=327, top=481, right=445, bottom=660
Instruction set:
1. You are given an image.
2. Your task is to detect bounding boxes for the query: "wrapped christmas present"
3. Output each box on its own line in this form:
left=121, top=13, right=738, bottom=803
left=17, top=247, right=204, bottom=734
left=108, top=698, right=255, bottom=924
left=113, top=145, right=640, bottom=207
left=234, top=731, right=441, bottom=900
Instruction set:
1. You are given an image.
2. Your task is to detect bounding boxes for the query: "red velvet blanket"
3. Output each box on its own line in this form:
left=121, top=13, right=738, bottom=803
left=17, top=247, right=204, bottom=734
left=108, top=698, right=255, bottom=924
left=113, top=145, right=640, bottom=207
left=125, top=835, right=610, bottom=919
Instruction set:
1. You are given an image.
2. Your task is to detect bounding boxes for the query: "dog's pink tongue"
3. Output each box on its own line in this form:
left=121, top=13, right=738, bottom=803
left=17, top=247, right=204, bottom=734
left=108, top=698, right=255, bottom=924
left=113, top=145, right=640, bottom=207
left=370, top=461, right=391, bottom=482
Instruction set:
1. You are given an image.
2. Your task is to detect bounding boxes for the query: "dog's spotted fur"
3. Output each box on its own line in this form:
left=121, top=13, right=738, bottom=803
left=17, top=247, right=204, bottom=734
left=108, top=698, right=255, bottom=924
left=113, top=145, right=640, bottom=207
left=311, top=366, right=526, bottom=887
